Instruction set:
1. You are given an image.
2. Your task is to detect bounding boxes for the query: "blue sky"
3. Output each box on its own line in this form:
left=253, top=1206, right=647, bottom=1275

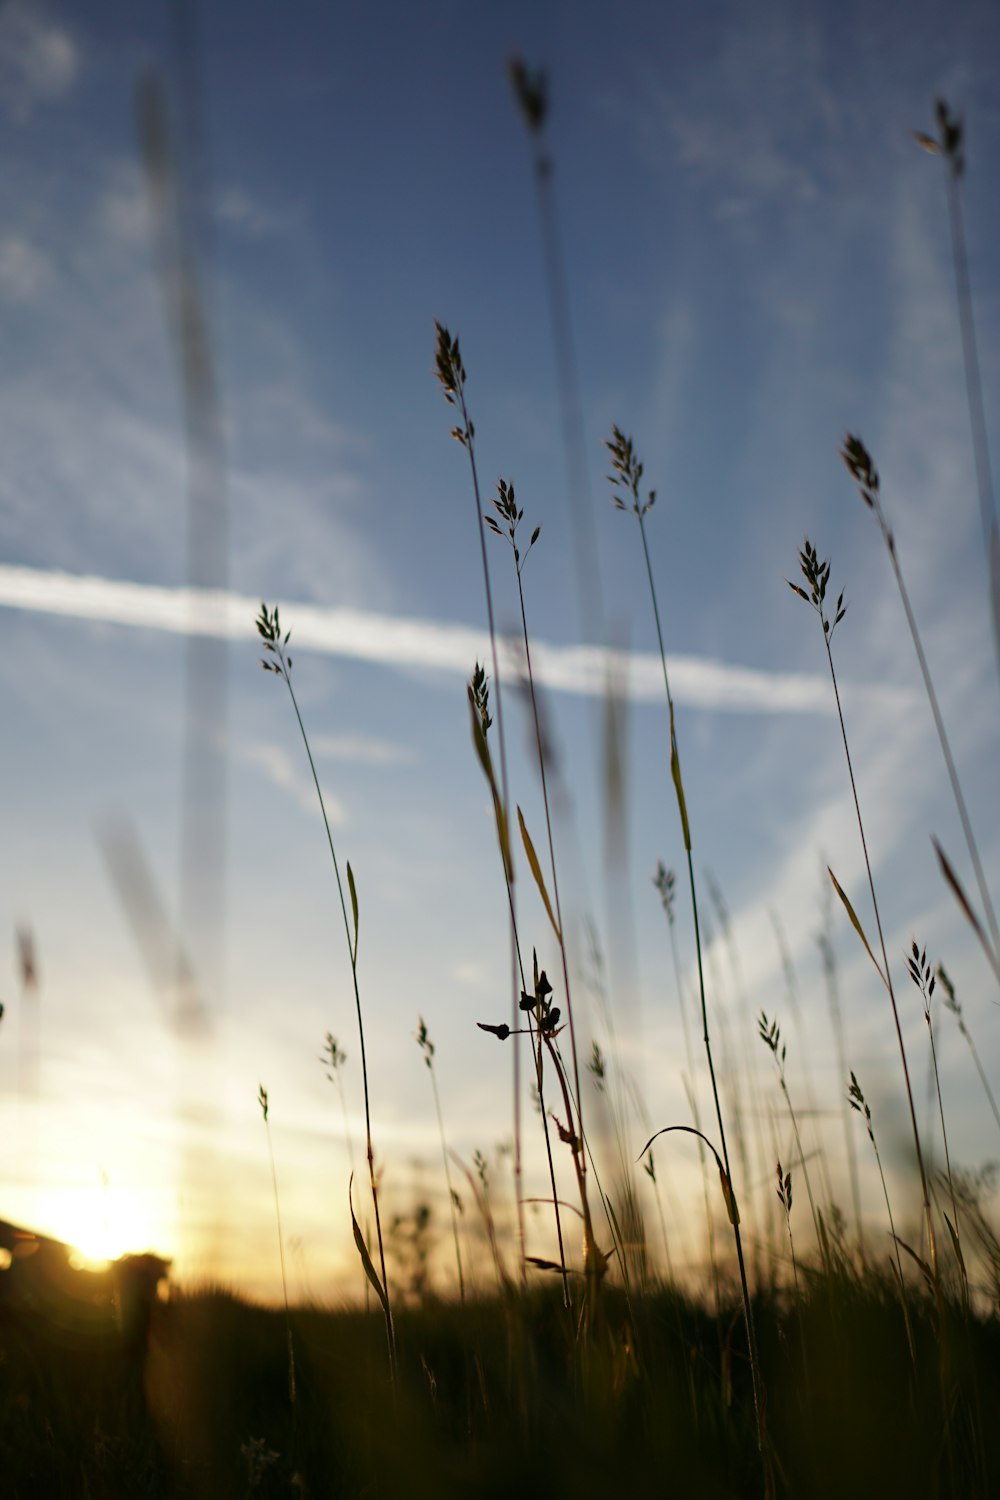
left=0, top=0, right=998, bottom=1299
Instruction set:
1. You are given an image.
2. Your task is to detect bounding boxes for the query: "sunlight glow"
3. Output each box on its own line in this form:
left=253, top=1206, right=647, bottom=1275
left=34, top=1183, right=162, bottom=1265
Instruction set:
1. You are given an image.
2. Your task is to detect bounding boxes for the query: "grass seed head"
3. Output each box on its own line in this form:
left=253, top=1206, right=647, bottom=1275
left=416, top=1016, right=435, bottom=1068
left=652, top=861, right=676, bottom=923
left=841, top=433, right=880, bottom=510
left=508, top=56, right=548, bottom=135
left=605, top=424, right=656, bottom=516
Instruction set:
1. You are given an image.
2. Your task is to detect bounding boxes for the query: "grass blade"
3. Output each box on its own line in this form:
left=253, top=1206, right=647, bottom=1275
left=932, top=836, right=1000, bottom=980
left=517, top=805, right=561, bottom=940
left=350, top=1174, right=389, bottom=1320
left=828, top=866, right=888, bottom=989
left=469, top=687, right=514, bottom=883
left=347, top=861, right=359, bottom=964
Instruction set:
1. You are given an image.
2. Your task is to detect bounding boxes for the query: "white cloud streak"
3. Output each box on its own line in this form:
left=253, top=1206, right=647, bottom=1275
left=0, top=564, right=914, bottom=714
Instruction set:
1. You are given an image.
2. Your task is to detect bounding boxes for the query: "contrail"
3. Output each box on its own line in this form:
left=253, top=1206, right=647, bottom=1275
left=0, top=562, right=889, bottom=714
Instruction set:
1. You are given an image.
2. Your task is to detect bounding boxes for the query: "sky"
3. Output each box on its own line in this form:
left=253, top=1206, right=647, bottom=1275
left=0, top=0, right=998, bottom=1303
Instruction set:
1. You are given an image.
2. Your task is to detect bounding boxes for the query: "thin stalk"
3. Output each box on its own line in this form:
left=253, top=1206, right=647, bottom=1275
left=842, top=436, right=999, bottom=975
left=470, top=667, right=570, bottom=1308
left=417, top=1020, right=466, bottom=1304
left=938, top=964, right=1000, bottom=1142
left=776, top=1164, right=801, bottom=1303
left=759, top=1013, right=828, bottom=1273
left=655, top=866, right=722, bottom=1306
left=435, top=326, right=528, bottom=1276
left=508, top=58, right=606, bottom=649
left=790, top=542, right=937, bottom=1284
left=643, top=1152, right=675, bottom=1282
left=848, top=1073, right=916, bottom=1366
left=908, top=946, right=966, bottom=1294
left=640, top=515, right=763, bottom=1423
left=816, top=896, right=866, bottom=1265
left=607, top=428, right=765, bottom=1454
left=916, top=103, right=1000, bottom=682
left=485, top=479, right=594, bottom=1288
left=258, top=1086, right=297, bottom=1412
left=256, top=607, right=396, bottom=1388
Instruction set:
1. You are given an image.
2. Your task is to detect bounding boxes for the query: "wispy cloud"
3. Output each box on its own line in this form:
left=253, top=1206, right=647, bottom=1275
left=0, top=1, right=78, bottom=122
left=0, top=563, right=913, bottom=715
left=0, top=234, right=51, bottom=302
left=236, top=739, right=347, bottom=824
left=309, top=733, right=416, bottom=766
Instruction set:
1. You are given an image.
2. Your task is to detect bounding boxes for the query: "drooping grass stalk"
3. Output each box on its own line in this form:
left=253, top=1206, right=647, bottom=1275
left=789, top=541, right=937, bottom=1284
left=435, top=326, right=528, bottom=1275
left=915, top=102, right=1000, bottom=685
left=257, top=1085, right=297, bottom=1411
left=256, top=605, right=396, bottom=1388
left=938, top=964, right=1000, bottom=1142
left=907, top=944, right=966, bottom=1296
left=841, top=435, right=1000, bottom=981
left=848, top=1072, right=916, bottom=1365
left=469, top=667, right=570, bottom=1307
left=485, top=479, right=599, bottom=1291
left=607, top=427, right=765, bottom=1452
left=416, top=1017, right=466, bottom=1304
left=758, top=1013, right=829, bottom=1273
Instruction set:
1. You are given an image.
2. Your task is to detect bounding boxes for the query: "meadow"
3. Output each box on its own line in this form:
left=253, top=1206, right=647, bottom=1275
left=2, top=63, right=999, bottom=1500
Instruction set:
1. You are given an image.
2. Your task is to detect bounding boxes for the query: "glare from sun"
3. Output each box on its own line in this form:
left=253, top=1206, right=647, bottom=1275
left=35, top=1183, right=161, bottom=1266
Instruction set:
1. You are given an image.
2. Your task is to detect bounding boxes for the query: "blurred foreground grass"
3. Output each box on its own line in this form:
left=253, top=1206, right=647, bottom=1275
left=3, top=1275, right=1000, bottom=1498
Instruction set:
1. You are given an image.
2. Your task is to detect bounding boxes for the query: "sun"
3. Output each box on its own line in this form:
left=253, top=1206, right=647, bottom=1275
left=34, top=1183, right=165, bottom=1267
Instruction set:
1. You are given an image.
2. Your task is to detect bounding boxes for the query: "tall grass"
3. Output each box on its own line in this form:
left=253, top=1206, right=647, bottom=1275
left=186, top=83, right=1000, bottom=1500
left=789, top=542, right=938, bottom=1284
left=605, top=425, right=766, bottom=1455
left=256, top=604, right=396, bottom=1388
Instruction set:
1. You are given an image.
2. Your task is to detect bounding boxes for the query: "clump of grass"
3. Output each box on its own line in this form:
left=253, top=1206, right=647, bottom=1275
left=607, top=425, right=765, bottom=1455
left=416, top=1017, right=466, bottom=1304
left=256, top=603, right=396, bottom=1388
